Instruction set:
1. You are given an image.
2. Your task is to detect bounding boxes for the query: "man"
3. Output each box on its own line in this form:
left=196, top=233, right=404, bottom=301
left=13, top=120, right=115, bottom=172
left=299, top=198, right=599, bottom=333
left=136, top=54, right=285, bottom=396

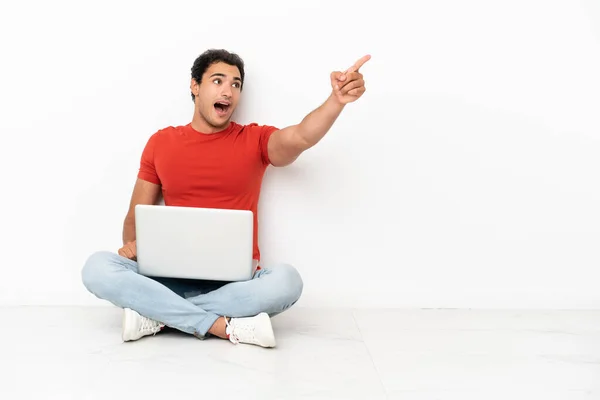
left=81, top=49, right=369, bottom=348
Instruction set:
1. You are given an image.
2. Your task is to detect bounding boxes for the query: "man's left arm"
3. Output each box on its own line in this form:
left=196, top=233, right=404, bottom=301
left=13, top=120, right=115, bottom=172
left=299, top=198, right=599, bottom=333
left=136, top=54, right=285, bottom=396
left=267, top=55, right=371, bottom=167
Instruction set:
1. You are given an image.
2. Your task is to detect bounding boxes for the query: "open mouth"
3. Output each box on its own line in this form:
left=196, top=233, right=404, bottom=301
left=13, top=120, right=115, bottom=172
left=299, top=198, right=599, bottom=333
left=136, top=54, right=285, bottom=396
left=214, top=101, right=231, bottom=116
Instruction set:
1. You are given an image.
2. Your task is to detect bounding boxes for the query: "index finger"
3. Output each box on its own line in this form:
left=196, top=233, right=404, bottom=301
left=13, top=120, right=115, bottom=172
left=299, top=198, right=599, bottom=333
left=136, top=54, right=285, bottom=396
left=346, top=54, right=371, bottom=73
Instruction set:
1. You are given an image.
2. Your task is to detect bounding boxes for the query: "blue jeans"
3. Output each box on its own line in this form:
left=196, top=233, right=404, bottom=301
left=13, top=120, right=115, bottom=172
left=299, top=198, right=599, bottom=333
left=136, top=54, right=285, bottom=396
left=81, top=251, right=303, bottom=337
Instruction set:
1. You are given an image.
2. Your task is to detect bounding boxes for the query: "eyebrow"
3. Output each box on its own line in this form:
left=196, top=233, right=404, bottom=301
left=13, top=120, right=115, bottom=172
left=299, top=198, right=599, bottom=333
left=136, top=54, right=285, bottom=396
left=210, top=73, right=241, bottom=81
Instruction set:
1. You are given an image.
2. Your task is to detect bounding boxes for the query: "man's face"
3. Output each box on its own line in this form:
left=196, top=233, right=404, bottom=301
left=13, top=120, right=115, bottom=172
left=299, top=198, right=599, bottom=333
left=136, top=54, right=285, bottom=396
left=191, top=62, right=242, bottom=130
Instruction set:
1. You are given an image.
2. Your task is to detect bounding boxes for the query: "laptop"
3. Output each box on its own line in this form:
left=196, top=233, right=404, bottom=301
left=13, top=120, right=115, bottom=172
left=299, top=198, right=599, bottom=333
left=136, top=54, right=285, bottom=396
left=134, top=204, right=255, bottom=281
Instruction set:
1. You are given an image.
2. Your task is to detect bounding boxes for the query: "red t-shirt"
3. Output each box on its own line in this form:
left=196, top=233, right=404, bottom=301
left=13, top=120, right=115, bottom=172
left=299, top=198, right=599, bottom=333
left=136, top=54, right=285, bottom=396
left=137, top=121, right=278, bottom=261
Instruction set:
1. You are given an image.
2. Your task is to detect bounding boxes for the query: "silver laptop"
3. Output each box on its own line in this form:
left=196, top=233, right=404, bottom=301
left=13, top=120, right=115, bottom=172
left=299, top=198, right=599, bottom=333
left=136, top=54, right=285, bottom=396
left=135, top=204, right=255, bottom=281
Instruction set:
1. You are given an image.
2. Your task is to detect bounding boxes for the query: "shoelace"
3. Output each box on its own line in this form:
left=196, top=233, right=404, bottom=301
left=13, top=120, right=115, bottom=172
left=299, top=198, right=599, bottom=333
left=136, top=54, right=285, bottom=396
left=139, top=316, right=162, bottom=335
left=225, top=317, right=256, bottom=344
left=225, top=317, right=239, bottom=344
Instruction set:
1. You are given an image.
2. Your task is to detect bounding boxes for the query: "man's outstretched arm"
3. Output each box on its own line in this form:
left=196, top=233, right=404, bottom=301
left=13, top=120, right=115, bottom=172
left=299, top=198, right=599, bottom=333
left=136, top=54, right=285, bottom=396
left=267, top=55, right=371, bottom=167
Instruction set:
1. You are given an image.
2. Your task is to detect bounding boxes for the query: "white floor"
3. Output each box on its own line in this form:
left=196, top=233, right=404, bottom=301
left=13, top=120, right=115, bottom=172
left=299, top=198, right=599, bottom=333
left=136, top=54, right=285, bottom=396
left=1, top=307, right=599, bottom=399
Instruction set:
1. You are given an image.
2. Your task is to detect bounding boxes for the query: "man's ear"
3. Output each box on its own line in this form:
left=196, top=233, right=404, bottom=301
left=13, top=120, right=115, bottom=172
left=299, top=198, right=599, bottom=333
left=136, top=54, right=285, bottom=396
left=190, top=78, right=199, bottom=96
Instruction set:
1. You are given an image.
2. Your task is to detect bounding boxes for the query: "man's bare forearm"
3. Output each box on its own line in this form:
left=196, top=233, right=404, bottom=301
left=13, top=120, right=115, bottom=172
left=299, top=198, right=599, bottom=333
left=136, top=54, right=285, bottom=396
left=295, top=93, right=345, bottom=150
left=122, top=214, right=136, bottom=244
left=267, top=57, right=369, bottom=166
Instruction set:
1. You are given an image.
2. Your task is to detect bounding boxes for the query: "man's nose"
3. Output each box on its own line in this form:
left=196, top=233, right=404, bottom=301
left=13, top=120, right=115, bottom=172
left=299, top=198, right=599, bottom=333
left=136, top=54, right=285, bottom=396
left=221, top=84, right=232, bottom=98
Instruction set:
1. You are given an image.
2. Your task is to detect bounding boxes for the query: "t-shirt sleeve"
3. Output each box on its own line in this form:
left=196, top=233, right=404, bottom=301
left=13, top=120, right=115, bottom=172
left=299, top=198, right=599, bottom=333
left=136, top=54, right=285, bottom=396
left=137, top=133, right=161, bottom=185
left=257, top=124, right=279, bottom=166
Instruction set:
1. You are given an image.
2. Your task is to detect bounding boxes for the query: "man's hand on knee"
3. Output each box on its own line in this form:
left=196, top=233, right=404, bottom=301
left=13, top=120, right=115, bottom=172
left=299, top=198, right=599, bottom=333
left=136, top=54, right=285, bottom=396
left=118, top=240, right=137, bottom=260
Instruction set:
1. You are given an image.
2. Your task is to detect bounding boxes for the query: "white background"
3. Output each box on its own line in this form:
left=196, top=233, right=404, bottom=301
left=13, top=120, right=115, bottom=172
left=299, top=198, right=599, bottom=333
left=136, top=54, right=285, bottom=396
left=1, top=0, right=599, bottom=309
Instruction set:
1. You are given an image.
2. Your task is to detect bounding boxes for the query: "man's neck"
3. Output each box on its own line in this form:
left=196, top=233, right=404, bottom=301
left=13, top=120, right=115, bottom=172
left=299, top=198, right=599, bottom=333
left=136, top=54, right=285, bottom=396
left=191, top=114, right=229, bottom=134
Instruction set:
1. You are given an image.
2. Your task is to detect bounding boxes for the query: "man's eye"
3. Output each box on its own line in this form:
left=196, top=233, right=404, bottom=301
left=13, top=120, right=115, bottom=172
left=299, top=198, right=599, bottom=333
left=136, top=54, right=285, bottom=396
left=213, top=79, right=221, bottom=84
left=233, top=82, right=240, bottom=88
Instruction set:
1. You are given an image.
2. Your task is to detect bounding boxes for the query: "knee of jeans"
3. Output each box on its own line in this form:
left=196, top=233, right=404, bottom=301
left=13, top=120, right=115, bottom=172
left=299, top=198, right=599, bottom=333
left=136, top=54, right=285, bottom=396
left=272, top=263, right=304, bottom=304
left=81, top=251, right=116, bottom=294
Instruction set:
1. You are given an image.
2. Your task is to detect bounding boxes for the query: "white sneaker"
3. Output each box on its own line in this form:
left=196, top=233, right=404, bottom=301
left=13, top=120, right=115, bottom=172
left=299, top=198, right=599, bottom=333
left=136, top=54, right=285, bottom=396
left=225, top=312, right=276, bottom=348
left=122, top=308, right=165, bottom=342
